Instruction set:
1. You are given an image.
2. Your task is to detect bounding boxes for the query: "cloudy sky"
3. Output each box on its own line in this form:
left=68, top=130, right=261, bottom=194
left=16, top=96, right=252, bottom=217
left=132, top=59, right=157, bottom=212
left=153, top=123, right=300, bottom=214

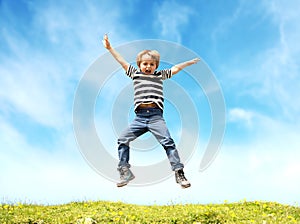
left=1, top=0, right=300, bottom=206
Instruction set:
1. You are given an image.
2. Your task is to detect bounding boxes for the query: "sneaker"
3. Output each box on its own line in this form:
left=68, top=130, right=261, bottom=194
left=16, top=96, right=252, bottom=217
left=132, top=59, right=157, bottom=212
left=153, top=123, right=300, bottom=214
left=117, top=167, right=135, bottom=187
left=175, top=169, right=191, bottom=188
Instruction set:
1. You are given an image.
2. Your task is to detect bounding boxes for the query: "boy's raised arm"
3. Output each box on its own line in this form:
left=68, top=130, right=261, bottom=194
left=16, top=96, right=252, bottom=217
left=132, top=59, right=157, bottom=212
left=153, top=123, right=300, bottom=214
left=171, top=58, right=200, bottom=75
left=102, top=34, right=129, bottom=71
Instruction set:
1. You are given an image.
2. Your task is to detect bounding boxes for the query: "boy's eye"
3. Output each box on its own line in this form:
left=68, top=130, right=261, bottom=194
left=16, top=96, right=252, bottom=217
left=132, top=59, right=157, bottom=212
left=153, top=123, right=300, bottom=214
left=141, top=62, right=155, bottom=67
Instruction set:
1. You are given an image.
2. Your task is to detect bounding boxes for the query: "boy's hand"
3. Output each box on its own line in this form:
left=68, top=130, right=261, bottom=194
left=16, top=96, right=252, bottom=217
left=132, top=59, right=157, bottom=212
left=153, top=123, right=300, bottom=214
left=191, top=58, right=200, bottom=64
left=171, top=57, right=200, bottom=75
left=102, top=34, right=111, bottom=50
left=101, top=34, right=129, bottom=71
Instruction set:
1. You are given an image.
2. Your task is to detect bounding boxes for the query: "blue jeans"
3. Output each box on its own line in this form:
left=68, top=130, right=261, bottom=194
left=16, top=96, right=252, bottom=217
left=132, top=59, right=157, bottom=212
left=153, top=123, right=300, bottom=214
left=117, top=108, right=184, bottom=171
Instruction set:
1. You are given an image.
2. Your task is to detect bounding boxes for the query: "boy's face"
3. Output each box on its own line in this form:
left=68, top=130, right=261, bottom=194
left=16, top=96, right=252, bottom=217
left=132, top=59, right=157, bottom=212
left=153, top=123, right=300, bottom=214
left=139, top=55, right=157, bottom=74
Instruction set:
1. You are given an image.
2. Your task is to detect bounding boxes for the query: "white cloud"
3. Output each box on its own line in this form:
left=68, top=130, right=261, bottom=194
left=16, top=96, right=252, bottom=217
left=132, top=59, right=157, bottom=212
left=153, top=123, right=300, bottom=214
left=155, top=1, right=194, bottom=43
left=225, top=104, right=300, bottom=203
left=228, top=108, right=255, bottom=127
left=0, top=56, right=70, bottom=128
left=210, top=2, right=244, bottom=44
left=0, top=1, right=132, bottom=129
left=220, top=1, right=300, bottom=122
left=0, top=117, right=100, bottom=204
left=214, top=148, right=299, bottom=204
left=192, top=113, right=300, bottom=204
left=228, top=106, right=300, bottom=144
left=259, top=0, right=300, bottom=119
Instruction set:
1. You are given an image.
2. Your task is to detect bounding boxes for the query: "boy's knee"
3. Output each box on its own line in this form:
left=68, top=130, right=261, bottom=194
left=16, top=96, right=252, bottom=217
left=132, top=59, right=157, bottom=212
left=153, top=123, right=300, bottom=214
left=118, top=138, right=127, bottom=145
left=161, top=137, right=176, bottom=149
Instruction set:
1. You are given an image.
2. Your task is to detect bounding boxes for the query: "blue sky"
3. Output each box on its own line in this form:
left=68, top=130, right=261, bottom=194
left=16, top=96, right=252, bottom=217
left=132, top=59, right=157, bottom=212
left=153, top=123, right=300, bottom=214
left=1, top=0, right=300, bottom=205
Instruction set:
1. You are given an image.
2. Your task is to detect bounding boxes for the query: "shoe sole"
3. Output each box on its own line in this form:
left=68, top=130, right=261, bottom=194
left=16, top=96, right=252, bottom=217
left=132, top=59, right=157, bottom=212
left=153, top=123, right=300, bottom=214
left=116, top=176, right=135, bottom=187
left=176, top=180, right=191, bottom=189
left=180, top=183, right=191, bottom=188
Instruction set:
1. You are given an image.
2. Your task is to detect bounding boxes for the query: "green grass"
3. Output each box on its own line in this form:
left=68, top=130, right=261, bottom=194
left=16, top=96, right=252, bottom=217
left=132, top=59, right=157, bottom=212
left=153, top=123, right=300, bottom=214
left=1, top=200, right=299, bottom=223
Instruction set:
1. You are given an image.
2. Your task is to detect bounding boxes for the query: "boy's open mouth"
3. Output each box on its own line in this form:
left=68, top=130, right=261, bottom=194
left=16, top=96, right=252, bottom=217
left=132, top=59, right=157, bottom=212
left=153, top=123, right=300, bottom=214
left=145, top=69, right=151, bottom=73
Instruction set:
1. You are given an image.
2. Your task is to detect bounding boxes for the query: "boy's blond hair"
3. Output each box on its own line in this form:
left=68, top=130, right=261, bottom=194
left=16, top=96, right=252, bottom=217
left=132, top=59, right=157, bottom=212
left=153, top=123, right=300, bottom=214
left=136, top=50, right=160, bottom=69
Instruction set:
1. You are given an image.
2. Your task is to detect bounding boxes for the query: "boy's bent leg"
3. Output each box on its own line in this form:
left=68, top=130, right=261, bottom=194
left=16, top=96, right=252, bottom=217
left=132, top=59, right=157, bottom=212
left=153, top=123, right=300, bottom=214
left=148, top=115, right=190, bottom=188
left=148, top=115, right=184, bottom=170
left=116, top=116, right=147, bottom=187
left=117, top=116, right=148, bottom=169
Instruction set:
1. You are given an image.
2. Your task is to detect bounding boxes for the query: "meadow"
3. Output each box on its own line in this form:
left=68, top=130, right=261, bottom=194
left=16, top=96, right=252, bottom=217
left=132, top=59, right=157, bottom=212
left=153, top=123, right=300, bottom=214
left=1, top=200, right=299, bottom=223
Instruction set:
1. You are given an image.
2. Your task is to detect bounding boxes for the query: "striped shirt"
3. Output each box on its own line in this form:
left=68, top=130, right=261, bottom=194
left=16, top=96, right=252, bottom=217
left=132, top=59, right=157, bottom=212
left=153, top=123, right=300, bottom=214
left=126, top=65, right=173, bottom=111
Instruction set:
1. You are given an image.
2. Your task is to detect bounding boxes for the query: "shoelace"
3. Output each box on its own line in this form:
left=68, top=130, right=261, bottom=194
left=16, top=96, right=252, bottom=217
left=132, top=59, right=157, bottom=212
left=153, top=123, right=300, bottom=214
left=177, top=172, right=187, bottom=181
left=120, top=169, right=126, bottom=179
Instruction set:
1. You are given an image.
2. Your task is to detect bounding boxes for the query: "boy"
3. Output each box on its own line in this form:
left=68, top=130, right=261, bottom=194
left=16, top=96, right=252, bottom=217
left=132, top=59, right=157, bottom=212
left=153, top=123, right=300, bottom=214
left=102, top=34, right=199, bottom=188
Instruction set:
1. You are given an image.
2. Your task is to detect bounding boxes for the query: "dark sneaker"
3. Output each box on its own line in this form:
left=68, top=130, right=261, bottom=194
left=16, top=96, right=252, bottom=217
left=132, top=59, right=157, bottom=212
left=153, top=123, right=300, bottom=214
left=175, top=169, right=191, bottom=188
left=117, top=167, right=135, bottom=187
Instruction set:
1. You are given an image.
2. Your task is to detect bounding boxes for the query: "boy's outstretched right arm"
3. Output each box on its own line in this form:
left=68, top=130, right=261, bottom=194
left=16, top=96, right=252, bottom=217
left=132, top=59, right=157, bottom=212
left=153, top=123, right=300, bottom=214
left=102, top=34, right=129, bottom=71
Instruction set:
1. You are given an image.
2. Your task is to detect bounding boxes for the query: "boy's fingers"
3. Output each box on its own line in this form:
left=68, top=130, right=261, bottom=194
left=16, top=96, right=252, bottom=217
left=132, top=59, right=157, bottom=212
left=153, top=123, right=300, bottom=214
left=102, top=40, right=108, bottom=47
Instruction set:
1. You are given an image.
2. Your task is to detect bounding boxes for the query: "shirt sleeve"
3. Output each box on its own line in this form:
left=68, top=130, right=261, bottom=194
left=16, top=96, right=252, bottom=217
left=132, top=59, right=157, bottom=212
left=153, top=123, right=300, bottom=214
left=125, top=64, right=138, bottom=79
left=159, top=69, right=173, bottom=80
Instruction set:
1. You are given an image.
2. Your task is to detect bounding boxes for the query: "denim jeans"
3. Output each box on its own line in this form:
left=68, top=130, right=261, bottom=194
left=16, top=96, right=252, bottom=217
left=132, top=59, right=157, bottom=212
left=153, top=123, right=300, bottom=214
left=117, top=108, right=184, bottom=171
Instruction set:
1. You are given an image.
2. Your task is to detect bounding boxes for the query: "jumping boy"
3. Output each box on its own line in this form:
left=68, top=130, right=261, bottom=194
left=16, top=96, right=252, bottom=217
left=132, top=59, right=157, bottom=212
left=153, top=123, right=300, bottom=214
left=102, top=34, right=199, bottom=188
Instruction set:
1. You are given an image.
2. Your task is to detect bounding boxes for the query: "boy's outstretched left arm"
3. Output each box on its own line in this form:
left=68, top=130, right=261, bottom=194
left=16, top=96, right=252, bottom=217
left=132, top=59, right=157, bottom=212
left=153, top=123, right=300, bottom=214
left=171, top=58, right=200, bottom=75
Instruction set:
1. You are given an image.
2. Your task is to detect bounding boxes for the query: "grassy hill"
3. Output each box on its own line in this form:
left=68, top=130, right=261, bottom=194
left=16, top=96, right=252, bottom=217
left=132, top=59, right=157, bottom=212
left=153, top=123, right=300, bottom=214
left=1, top=200, right=299, bottom=223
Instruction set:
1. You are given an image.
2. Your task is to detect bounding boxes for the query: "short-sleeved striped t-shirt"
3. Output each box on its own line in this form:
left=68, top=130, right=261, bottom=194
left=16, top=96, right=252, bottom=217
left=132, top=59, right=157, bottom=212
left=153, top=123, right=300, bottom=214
left=126, top=65, right=173, bottom=111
